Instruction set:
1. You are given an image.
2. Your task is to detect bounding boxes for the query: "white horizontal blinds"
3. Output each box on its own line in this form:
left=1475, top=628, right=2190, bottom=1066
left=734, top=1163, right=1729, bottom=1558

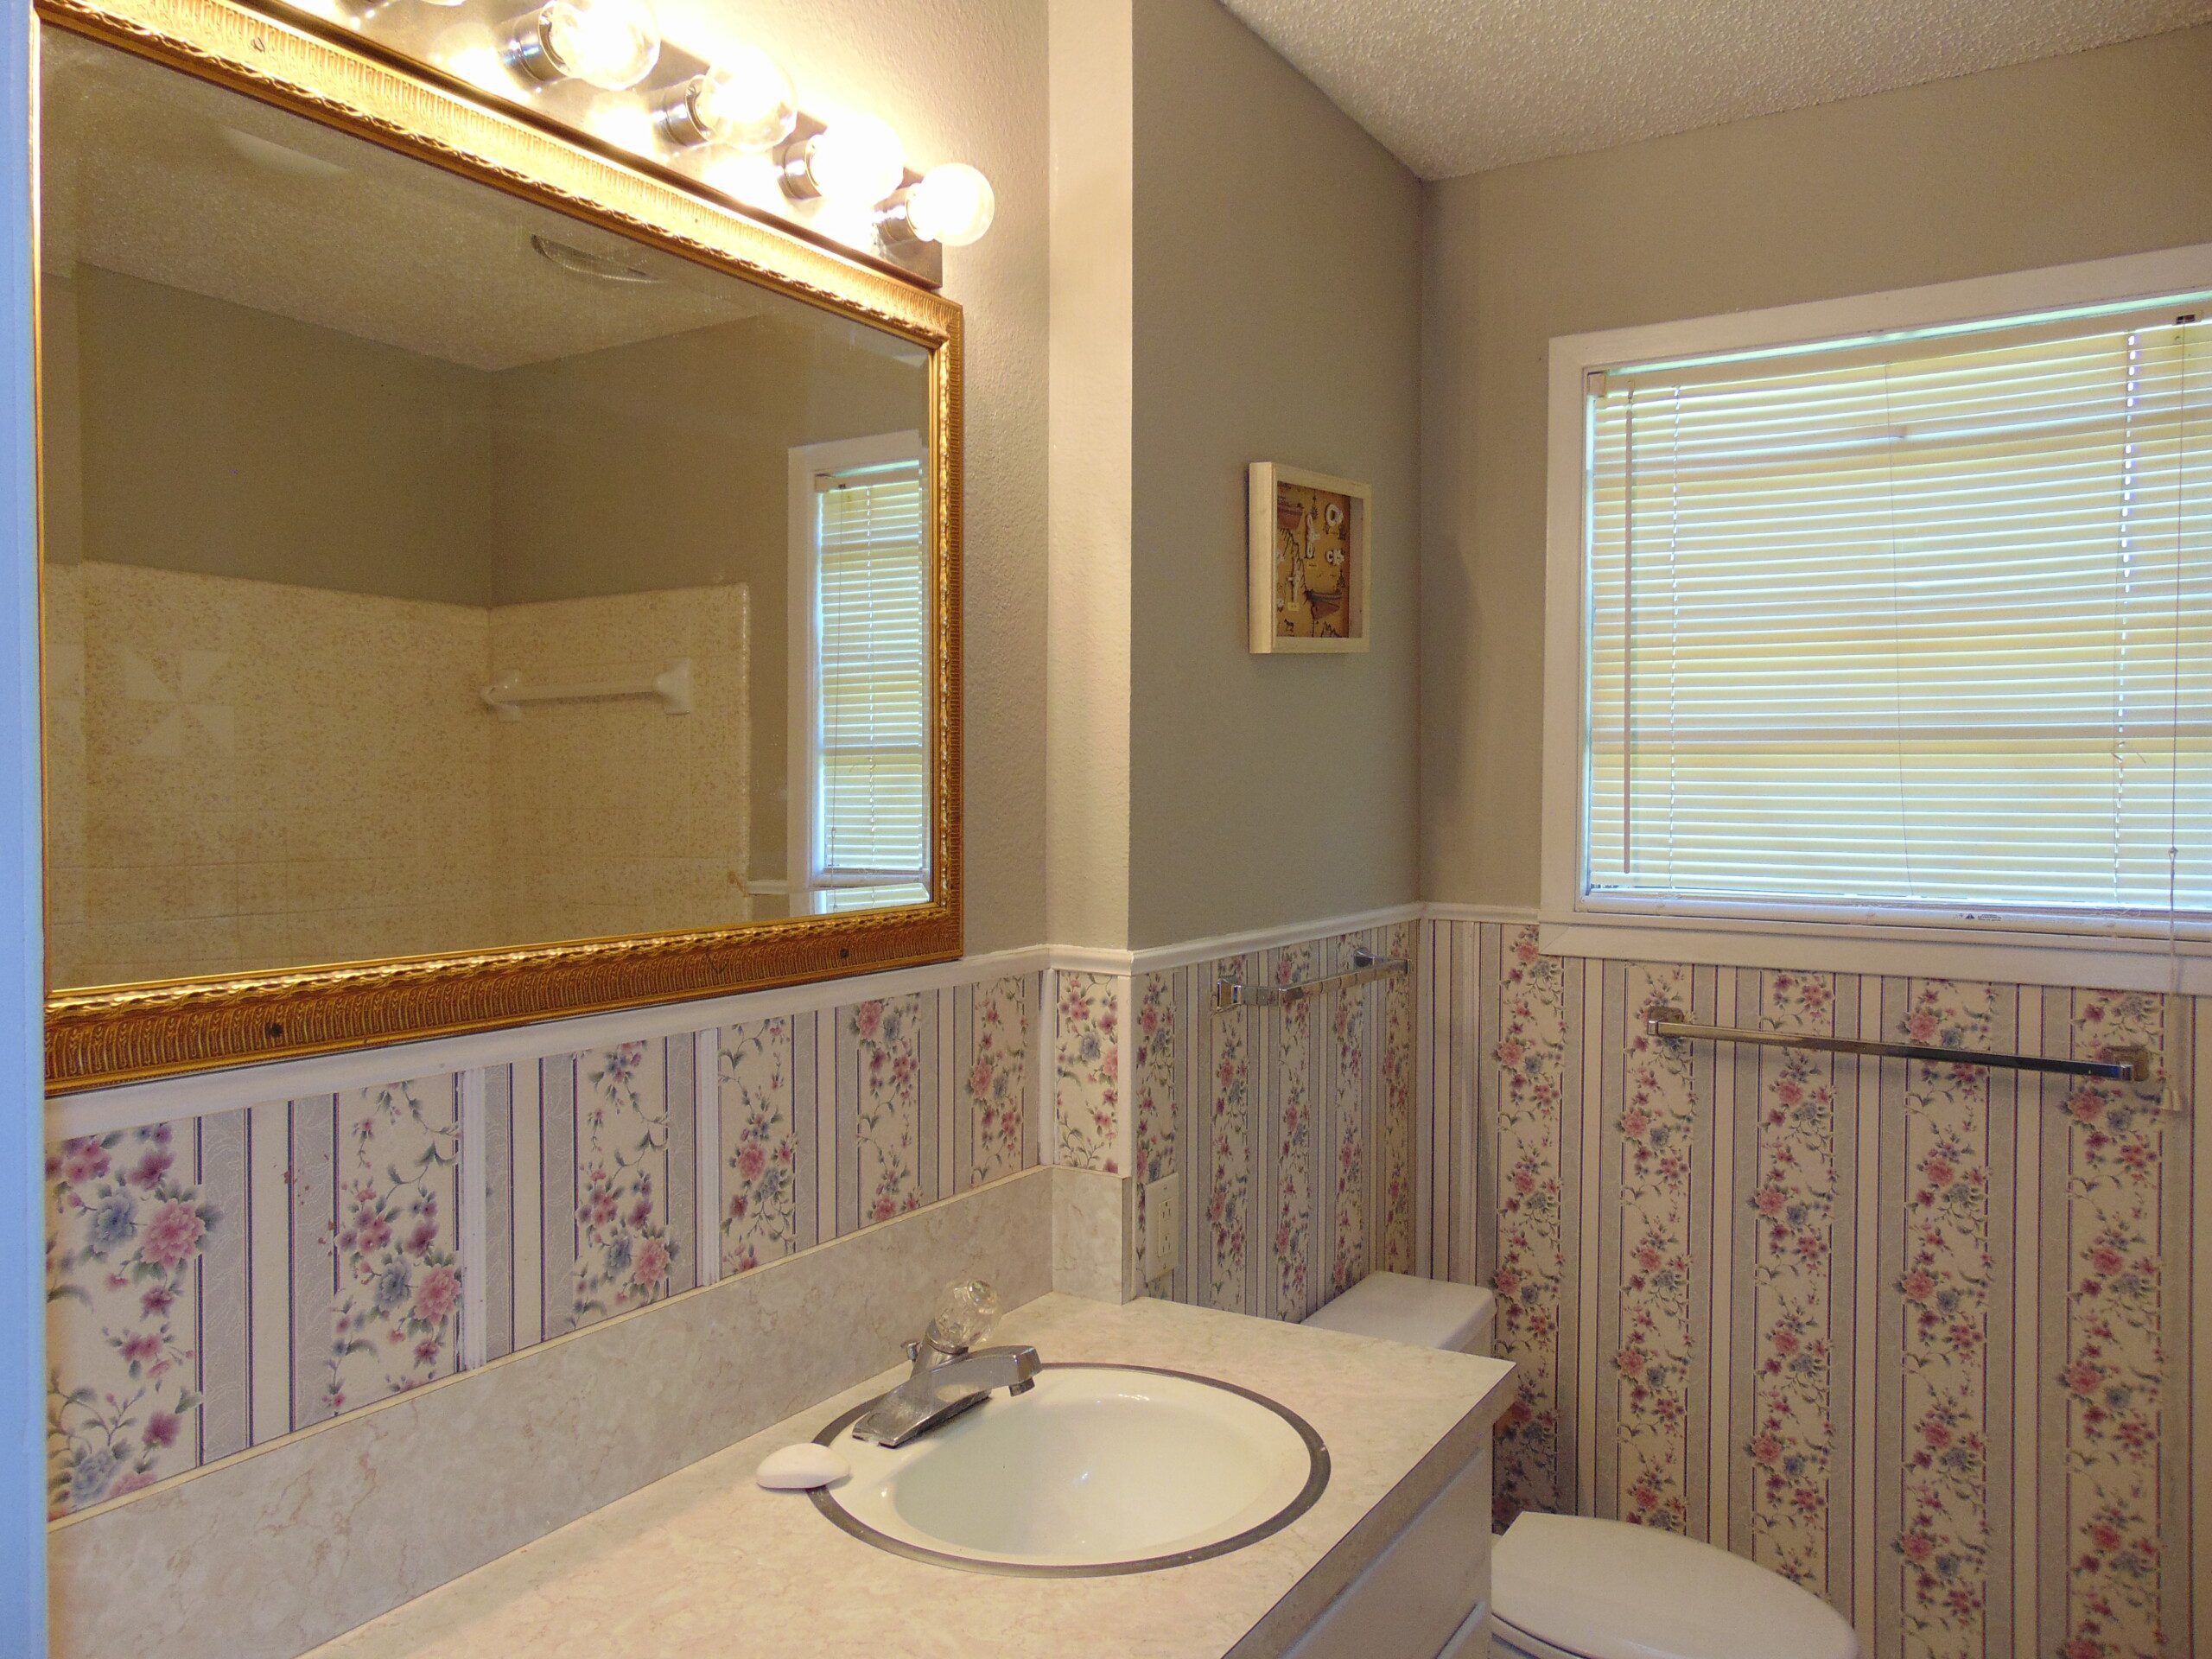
left=815, top=458, right=930, bottom=907
left=1586, top=308, right=2210, bottom=921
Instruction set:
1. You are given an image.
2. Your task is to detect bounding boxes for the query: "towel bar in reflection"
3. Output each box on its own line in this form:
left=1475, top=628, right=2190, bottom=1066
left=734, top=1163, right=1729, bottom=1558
left=481, top=658, right=693, bottom=721
left=1644, top=1005, right=2153, bottom=1084
left=1212, top=948, right=1408, bottom=1014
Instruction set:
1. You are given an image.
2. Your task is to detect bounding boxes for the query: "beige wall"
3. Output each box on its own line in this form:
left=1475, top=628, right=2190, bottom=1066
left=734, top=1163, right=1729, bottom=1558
left=1420, top=23, right=2212, bottom=907
left=1044, top=0, right=1135, bottom=949
left=1118, top=0, right=1421, bottom=948
left=54, top=266, right=499, bottom=605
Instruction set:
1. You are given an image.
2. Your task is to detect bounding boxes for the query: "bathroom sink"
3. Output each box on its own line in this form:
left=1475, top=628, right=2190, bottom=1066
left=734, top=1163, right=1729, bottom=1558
left=810, top=1363, right=1329, bottom=1575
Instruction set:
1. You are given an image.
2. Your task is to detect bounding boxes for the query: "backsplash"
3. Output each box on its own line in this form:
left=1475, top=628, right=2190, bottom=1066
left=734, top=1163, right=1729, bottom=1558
left=44, top=969, right=1039, bottom=1518
left=1419, top=915, right=2203, bottom=1659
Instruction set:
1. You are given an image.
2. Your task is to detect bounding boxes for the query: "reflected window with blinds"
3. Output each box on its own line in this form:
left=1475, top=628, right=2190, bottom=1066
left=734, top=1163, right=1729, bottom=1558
left=804, top=449, right=931, bottom=913
left=1582, top=298, right=2209, bottom=929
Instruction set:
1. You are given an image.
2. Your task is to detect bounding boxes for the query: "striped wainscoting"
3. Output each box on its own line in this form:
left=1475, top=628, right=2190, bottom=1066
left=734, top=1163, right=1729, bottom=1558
left=42, top=969, right=1041, bottom=1519
left=1420, top=914, right=2205, bottom=1659
left=1129, top=920, right=1419, bottom=1322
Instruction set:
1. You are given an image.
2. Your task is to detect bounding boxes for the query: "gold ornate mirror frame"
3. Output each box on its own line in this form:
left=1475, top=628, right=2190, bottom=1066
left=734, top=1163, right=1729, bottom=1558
left=35, top=0, right=963, bottom=1093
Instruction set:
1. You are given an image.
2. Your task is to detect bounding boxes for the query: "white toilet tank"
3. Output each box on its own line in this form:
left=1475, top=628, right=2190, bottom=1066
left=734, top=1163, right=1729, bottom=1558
left=1303, top=1272, right=1496, bottom=1355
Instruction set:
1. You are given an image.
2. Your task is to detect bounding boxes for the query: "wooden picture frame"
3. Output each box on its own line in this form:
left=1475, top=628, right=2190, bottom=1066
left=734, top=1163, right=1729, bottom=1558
left=1247, top=462, right=1370, bottom=654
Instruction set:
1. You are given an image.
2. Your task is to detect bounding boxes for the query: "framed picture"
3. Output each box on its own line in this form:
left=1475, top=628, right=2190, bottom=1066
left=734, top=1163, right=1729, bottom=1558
left=1248, top=461, right=1370, bottom=653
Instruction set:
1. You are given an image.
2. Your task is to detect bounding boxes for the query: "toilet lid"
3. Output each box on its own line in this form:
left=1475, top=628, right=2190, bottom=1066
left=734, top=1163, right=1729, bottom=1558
left=1301, top=1272, right=1495, bottom=1351
left=1492, top=1514, right=1859, bottom=1659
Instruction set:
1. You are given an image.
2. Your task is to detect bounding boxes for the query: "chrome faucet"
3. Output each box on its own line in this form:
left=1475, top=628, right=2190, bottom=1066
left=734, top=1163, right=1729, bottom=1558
left=852, top=1281, right=1040, bottom=1448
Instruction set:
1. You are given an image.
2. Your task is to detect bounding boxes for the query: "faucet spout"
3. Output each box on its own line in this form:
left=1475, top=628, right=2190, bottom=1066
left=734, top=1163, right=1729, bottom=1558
left=850, top=1342, right=1042, bottom=1448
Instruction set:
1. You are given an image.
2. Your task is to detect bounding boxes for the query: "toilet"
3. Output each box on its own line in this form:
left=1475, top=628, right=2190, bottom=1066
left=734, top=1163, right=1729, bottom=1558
left=1305, top=1274, right=1859, bottom=1659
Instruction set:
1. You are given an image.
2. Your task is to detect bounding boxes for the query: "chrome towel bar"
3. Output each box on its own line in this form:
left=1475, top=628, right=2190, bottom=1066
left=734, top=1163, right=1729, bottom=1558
left=1213, top=948, right=1408, bottom=1014
left=1644, top=1005, right=2152, bottom=1084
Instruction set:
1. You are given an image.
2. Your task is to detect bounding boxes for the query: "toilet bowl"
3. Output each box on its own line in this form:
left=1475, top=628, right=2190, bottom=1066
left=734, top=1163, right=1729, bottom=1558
left=1303, top=1273, right=1859, bottom=1659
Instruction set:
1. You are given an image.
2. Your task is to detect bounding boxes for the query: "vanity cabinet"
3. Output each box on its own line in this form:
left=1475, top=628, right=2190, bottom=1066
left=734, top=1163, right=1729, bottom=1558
left=1280, top=1441, right=1494, bottom=1659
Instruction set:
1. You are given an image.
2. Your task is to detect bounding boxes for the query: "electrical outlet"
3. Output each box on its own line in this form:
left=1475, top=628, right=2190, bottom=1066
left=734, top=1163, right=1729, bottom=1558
left=1145, top=1175, right=1180, bottom=1276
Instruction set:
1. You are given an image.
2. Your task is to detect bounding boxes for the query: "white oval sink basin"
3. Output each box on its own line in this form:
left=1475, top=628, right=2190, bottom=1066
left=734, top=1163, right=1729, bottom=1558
left=811, top=1363, right=1328, bottom=1574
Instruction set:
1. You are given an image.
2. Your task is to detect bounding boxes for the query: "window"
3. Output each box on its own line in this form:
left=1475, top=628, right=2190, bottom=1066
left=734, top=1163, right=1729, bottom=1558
left=1541, top=250, right=2212, bottom=985
left=788, top=434, right=930, bottom=914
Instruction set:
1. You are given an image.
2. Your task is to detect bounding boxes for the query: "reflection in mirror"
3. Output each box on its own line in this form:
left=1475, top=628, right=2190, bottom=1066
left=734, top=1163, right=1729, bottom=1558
left=37, top=29, right=933, bottom=992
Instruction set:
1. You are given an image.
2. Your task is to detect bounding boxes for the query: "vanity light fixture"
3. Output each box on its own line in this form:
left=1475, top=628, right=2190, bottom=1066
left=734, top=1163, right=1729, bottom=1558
left=296, top=0, right=990, bottom=265
left=779, top=111, right=906, bottom=206
left=504, top=0, right=660, bottom=92
left=654, top=46, right=797, bottom=150
left=884, top=162, right=996, bottom=248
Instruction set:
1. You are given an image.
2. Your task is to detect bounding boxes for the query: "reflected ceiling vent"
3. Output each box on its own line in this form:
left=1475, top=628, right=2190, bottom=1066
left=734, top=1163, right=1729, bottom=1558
left=529, top=232, right=658, bottom=283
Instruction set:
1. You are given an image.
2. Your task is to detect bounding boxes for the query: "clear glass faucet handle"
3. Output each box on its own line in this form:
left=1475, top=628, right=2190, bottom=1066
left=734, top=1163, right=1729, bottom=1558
left=925, top=1279, right=1000, bottom=1353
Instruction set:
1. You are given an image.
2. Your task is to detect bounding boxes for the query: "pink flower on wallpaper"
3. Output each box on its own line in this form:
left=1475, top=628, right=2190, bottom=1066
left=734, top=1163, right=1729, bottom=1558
left=46, top=1121, right=218, bottom=1517
left=58, top=1140, right=110, bottom=1185
left=413, top=1264, right=461, bottom=1326
left=632, top=1236, right=671, bottom=1291
left=140, top=1201, right=207, bottom=1270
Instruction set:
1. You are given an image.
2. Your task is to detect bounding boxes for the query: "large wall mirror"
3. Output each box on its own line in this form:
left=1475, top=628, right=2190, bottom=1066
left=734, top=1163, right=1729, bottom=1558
left=36, top=0, right=963, bottom=1090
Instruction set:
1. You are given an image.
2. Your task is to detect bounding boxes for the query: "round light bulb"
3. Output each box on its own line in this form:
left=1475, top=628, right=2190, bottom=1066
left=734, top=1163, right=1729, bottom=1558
left=685, top=47, right=796, bottom=149
left=905, top=162, right=995, bottom=247
left=539, top=0, right=658, bottom=90
left=805, top=113, right=906, bottom=207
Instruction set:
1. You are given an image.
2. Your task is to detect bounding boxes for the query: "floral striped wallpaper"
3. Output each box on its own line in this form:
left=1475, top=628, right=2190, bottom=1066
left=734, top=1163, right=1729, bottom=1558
left=1418, top=917, right=2204, bottom=1659
left=1117, top=922, right=1420, bottom=1320
left=45, top=973, right=1039, bottom=1519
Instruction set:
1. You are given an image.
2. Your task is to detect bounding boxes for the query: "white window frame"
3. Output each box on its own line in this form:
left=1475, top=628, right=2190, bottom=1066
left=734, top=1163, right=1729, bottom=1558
left=1540, top=242, right=2212, bottom=992
left=786, top=430, right=929, bottom=917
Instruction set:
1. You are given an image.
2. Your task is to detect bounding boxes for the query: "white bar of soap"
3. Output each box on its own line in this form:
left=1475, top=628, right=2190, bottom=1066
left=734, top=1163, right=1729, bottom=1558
left=754, top=1443, right=850, bottom=1491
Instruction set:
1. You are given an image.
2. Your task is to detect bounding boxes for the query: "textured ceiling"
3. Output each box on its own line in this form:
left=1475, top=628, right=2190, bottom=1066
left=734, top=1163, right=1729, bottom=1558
left=1219, top=0, right=2212, bottom=179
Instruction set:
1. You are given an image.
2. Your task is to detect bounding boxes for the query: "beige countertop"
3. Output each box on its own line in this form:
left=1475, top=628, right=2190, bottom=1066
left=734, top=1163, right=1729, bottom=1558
left=303, top=1292, right=1514, bottom=1659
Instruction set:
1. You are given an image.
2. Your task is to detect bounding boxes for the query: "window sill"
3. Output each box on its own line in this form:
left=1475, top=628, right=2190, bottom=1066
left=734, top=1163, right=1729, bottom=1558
left=1537, top=908, right=2211, bottom=995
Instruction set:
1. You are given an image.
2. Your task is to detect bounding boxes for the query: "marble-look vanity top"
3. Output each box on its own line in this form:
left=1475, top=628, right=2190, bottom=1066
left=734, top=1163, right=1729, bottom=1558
left=303, top=1292, right=1514, bottom=1659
